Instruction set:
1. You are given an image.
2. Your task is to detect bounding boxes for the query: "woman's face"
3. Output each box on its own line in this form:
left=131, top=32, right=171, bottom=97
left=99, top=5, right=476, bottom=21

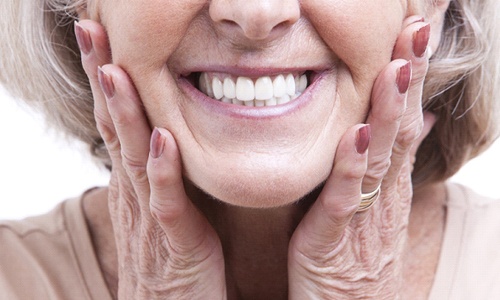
left=95, top=0, right=423, bottom=207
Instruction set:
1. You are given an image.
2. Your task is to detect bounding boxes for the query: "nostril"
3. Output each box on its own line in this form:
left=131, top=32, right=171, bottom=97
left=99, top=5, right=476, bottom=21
left=209, top=0, right=300, bottom=42
left=217, top=19, right=240, bottom=32
left=221, top=20, right=238, bottom=27
left=274, top=21, right=291, bottom=31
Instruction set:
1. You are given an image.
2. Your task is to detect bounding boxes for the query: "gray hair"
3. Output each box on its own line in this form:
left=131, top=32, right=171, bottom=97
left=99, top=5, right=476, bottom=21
left=0, top=0, right=499, bottom=185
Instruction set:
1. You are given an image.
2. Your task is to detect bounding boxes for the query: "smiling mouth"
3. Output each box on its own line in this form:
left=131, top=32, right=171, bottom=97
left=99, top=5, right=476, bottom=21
left=188, top=71, right=313, bottom=107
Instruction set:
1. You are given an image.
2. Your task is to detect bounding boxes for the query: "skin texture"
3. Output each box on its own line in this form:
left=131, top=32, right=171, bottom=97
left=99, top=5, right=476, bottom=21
left=91, top=0, right=421, bottom=206
left=76, top=0, right=450, bottom=299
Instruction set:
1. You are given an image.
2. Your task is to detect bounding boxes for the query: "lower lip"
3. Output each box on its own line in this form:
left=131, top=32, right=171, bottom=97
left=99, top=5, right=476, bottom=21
left=177, top=72, right=327, bottom=120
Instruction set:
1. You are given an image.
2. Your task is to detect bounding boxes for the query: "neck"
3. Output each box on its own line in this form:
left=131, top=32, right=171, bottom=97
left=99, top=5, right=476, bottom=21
left=82, top=181, right=446, bottom=300
left=185, top=181, right=320, bottom=299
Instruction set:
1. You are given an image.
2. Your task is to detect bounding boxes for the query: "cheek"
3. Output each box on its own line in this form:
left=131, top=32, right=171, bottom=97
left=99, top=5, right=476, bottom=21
left=102, top=0, right=206, bottom=71
left=99, top=1, right=210, bottom=126
left=303, top=1, right=404, bottom=94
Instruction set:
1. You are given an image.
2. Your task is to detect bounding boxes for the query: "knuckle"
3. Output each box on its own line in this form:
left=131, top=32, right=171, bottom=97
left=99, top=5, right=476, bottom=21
left=105, top=134, right=121, bottom=156
left=395, top=120, right=423, bottom=149
left=122, top=151, right=148, bottom=184
left=365, top=155, right=391, bottom=182
left=373, top=103, right=405, bottom=123
left=321, top=195, right=358, bottom=221
left=94, top=114, right=114, bottom=139
left=150, top=199, right=186, bottom=225
left=148, top=163, right=174, bottom=189
left=108, top=104, right=142, bottom=129
left=95, top=126, right=122, bottom=162
left=94, top=111, right=120, bottom=150
left=342, top=163, right=366, bottom=182
left=111, top=109, right=135, bottom=127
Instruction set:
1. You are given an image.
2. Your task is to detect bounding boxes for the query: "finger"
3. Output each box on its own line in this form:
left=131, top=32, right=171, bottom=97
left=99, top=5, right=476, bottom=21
left=74, top=21, right=115, bottom=148
left=98, top=65, right=152, bottom=203
left=147, top=128, right=220, bottom=256
left=75, top=21, right=142, bottom=234
left=362, top=17, right=429, bottom=194
left=362, top=60, right=410, bottom=193
left=392, top=21, right=430, bottom=83
left=386, top=21, right=431, bottom=184
left=409, top=111, right=437, bottom=160
left=290, top=124, right=370, bottom=255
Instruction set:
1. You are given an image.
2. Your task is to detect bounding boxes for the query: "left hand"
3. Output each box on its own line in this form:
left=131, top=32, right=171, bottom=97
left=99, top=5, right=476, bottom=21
left=288, top=17, right=434, bottom=299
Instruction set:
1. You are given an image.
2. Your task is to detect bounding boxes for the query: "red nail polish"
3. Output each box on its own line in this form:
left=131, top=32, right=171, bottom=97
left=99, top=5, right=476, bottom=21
left=412, top=23, right=431, bottom=58
left=98, top=67, right=116, bottom=99
left=396, top=61, right=412, bottom=94
left=74, top=21, right=92, bottom=55
left=150, top=128, right=165, bottom=159
left=356, top=125, right=371, bottom=154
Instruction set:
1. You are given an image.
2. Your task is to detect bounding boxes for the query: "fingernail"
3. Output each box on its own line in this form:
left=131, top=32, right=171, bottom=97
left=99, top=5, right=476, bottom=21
left=74, top=21, right=92, bottom=55
left=98, top=67, right=115, bottom=99
left=150, top=128, right=165, bottom=159
left=356, top=125, right=371, bottom=154
left=396, top=61, right=412, bottom=94
left=412, top=23, right=431, bottom=58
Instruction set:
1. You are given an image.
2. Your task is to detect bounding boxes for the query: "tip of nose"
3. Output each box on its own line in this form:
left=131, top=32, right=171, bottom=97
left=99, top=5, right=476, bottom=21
left=210, top=1, right=300, bottom=42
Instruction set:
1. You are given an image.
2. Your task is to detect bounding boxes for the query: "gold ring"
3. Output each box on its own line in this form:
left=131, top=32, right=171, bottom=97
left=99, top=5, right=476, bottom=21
left=357, top=185, right=381, bottom=212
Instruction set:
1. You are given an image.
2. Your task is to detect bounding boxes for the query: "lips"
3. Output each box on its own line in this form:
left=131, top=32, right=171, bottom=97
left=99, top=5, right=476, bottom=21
left=175, top=66, right=331, bottom=120
left=197, top=72, right=309, bottom=107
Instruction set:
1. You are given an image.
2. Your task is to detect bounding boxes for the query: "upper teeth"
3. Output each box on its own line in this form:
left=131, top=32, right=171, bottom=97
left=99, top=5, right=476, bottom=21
left=199, top=73, right=308, bottom=107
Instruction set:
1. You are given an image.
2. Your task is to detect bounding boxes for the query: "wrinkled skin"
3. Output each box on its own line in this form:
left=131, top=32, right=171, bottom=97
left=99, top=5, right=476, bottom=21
left=75, top=0, right=448, bottom=298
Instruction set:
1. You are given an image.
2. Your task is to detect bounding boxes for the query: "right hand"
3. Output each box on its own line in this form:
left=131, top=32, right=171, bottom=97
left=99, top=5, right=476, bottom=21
left=75, top=20, right=227, bottom=299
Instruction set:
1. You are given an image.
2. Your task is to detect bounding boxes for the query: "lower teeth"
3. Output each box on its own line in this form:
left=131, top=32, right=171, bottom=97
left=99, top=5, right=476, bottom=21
left=217, top=93, right=301, bottom=107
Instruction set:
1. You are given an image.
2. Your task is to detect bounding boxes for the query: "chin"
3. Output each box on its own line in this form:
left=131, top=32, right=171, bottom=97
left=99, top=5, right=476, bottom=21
left=185, top=155, right=332, bottom=208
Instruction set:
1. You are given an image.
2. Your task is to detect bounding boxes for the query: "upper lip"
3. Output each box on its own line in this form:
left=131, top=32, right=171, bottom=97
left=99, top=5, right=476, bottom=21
left=176, top=65, right=332, bottom=79
left=168, top=23, right=337, bottom=78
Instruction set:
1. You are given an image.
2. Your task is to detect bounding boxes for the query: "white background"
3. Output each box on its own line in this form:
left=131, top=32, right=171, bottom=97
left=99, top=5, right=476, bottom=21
left=1, top=87, right=499, bottom=220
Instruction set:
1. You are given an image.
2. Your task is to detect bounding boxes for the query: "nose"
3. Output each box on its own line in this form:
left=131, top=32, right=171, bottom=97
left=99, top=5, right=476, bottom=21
left=209, top=0, right=300, bottom=41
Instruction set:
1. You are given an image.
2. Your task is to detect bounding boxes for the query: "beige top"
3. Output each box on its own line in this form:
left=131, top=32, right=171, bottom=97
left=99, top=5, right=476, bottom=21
left=0, top=196, right=113, bottom=300
left=1, top=183, right=499, bottom=300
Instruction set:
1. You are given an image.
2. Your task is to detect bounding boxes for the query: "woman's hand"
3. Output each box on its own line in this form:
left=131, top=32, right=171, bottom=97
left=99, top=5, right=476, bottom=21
left=288, top=17, right=433, bottom=299
left=75, top=15, right=432, bottom=299
left=75, top=20, right=226, bottom=299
